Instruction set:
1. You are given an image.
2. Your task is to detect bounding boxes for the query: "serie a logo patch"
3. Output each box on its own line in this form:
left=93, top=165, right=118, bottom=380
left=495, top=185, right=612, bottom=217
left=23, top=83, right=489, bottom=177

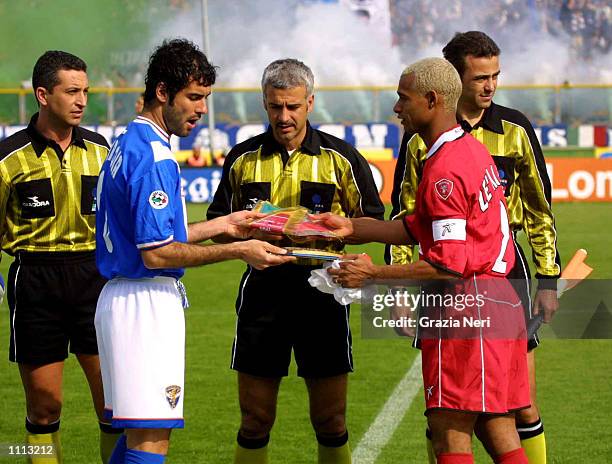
left=149, top=190, right=169, bottom=209
left=165, top=385, right=181, bottom=409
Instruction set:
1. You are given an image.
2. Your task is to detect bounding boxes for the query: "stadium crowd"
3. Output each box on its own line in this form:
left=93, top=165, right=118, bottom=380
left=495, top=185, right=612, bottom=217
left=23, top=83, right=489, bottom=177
left=389, top=0, right=611, bottom=61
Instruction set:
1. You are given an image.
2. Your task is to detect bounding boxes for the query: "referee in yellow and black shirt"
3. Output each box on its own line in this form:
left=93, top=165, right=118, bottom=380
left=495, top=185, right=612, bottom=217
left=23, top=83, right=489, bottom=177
left=208, top=58, right=384, bottom=464
left=0, top=51, right=121, bottom=463
left=387, top=32, right=559, bottom=464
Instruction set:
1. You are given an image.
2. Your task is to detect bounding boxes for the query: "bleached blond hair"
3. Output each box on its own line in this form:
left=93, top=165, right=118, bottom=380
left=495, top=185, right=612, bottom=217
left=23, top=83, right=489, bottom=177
left=401, top=58, right=462, bottom=113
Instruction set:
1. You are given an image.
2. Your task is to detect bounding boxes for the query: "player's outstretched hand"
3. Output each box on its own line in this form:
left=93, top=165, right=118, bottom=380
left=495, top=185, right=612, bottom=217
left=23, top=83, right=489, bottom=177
left=224, top=210, right=284, bottom=241
left=224, top=210, right=268, bottom=239
left=327, top=253, right=376, bottom=288
left=239, top=240, right=296, bottom=270
left=533, top=288, right=559, bottom=323
left=309, top=212, right=353, bottom=239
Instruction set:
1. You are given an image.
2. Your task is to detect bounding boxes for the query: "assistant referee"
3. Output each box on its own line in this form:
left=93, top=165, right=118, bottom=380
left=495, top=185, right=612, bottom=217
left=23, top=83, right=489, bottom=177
left=0, top=51, right=120, bottom=463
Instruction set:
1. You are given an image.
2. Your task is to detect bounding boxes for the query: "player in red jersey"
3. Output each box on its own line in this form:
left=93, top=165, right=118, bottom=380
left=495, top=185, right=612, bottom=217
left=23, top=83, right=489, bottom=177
left=317, top=58, right=529, bottom=464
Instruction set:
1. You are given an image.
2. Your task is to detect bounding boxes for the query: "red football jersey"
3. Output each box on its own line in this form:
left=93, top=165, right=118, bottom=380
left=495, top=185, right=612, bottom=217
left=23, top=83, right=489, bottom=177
left=404, top=126, right=515, bottom=277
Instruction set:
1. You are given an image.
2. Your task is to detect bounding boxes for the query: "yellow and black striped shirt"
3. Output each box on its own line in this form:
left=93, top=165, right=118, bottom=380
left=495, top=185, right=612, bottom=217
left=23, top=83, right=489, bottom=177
left=388, top=102, right=560, bottom=284
left=208, top=123, right=384, bottom=258
left=0, top=113, right=109, bottom=258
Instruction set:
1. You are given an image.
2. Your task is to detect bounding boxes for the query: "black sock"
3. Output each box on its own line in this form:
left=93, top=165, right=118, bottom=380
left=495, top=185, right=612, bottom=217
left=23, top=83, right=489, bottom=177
left=26, top=418, right=59, bottom=434
left=516, top=418, right=544, bottom=440
left=99, top=421, right=124, bottom=434
left=316, top=431, right=349, bottom=448
left=237, top=432, right=270, bottom=449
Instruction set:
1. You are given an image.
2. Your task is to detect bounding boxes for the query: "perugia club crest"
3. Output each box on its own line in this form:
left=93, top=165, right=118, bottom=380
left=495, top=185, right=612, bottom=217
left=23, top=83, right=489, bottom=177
left=165, top=385, right=181, bottom=409
left=434, top=179, right=453, bottom=200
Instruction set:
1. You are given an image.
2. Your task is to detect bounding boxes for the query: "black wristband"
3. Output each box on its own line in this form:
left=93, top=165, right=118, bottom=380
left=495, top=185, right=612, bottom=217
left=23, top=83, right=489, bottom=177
left=536, top=277, right=558, bottom=291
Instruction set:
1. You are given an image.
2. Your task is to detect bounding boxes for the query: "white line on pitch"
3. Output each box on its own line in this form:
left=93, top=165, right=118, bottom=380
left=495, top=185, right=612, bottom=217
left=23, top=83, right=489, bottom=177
left=352, top=355, right=422, bottom=464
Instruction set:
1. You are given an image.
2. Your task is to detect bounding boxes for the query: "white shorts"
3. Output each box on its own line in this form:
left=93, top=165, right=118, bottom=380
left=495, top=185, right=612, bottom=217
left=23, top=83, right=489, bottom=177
left=95, top=276, right=186, bottom=429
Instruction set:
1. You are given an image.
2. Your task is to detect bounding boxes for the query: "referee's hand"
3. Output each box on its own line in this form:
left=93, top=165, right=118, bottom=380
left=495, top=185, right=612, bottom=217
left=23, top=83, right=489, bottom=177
left=238, top=240, right=296, bottom=270
left=533, top=288, right=559, bottom=323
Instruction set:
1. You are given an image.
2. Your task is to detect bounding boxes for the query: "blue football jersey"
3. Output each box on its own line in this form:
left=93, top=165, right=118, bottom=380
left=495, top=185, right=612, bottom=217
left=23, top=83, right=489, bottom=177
left=96, top=116, right=188, bottom=279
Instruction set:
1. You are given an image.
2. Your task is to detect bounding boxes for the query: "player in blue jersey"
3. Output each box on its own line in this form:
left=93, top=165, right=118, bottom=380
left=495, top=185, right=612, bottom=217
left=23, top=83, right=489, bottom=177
left=94, top=39, right=294, bottom=464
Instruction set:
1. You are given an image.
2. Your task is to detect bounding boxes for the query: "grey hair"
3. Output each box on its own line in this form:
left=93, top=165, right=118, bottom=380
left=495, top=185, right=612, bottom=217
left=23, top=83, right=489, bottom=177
left=261, top=58, right=314, bottom=97
left=401, top=58, right=462, bottom=113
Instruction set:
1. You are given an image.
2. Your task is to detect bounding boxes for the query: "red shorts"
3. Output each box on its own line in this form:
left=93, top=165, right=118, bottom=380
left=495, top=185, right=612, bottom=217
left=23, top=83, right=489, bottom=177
left=421, top=338, right=529, bottom=414
left=419, top=277, right=530, bottom=414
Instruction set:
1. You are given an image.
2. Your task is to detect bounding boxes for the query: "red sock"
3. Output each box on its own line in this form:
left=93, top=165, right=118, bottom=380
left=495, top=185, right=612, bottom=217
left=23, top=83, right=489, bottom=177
left=494, top=448, right=529, bottom=464
left=437, top=453, right=474, bottom=464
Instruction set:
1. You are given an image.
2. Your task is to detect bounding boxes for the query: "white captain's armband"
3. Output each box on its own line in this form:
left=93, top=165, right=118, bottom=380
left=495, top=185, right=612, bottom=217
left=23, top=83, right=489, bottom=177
left=432, top=218, right=466, bottom=242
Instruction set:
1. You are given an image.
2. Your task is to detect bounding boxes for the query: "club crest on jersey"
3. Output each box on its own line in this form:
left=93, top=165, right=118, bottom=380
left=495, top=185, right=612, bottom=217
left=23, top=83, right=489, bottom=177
left=149, top=190, right=169, bottom=209
left=165, top=385, right=181, bottom=409
left=434, top=179, right=453, bottom=200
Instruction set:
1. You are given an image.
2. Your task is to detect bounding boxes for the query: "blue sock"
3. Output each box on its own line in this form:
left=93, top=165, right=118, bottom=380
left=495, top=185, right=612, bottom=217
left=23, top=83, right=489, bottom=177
left=109, top=434, right=127, bottom=464
left=124, top=448, right=166, bottom=464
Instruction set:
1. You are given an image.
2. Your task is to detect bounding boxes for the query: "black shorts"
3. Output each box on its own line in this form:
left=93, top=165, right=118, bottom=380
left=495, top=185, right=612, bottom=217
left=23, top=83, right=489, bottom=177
left=7, top=251, right=106, bottom=364
left=507, top=240, right=539, bottom=351
left=231, top=264, right=353, bottom=378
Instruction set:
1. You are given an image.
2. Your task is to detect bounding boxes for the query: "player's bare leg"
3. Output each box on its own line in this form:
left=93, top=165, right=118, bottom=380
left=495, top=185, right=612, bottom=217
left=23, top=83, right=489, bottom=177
left=76, top=354, right=105, bottom=420
left=77, top=354, right=122, bottom=463
left=234, top=373, right=281, bottom=464
left=475, top=414, right=528, bottom=462
left=305, top=374, right=350, bottom=464
left=427, top=409, right=477, bottom=462
left=516, top=351, right=540, bottom=423
left=19, top=361, right=64, bottom=463
left=126, top=429, right=171, bottom=457
left=515, top=350, right=546, bottom=463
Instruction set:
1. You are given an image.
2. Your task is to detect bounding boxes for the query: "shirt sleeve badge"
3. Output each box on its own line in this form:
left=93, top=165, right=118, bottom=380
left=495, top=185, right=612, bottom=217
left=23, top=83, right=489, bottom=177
left=434, top=179, right=454, bottom=200
left=149, top=190, right=169, bottom=209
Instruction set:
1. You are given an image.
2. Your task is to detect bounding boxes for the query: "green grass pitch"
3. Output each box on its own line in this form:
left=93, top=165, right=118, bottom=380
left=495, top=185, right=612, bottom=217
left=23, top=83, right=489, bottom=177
left=0, top=203, right=610, bottom=463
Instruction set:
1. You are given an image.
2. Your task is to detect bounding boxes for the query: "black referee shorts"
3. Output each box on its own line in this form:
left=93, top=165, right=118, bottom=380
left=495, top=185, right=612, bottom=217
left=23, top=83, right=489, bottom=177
left=231, top=264, right=353, bottom=378
left=7, top=251, right=106, bottom=364
left=507, top=240, right=540, bottom=351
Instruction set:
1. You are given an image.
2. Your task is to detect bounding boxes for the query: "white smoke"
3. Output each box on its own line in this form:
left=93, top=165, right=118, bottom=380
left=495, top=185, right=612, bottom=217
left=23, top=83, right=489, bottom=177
left=154, top=0, right=404, bottom=87
left=148, top=0, right=610, bottom=124
left=152, top=0, right=611, bottom=87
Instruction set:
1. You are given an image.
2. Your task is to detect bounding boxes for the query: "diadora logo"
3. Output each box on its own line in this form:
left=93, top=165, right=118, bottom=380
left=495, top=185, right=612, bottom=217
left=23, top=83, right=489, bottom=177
left=246, top=197, right=259, bottom=210
left=426, top=385, right=435, bottom=399
left=23, top=196, right=50, bottom=208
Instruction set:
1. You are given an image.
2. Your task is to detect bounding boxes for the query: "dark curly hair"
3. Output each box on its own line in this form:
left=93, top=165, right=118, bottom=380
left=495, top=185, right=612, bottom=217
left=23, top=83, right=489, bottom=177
left=442, top=31, right=500, bottom=79
left=144, top=38, right=217, bottom=105
left=32, top=50, right=87, bottom=92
